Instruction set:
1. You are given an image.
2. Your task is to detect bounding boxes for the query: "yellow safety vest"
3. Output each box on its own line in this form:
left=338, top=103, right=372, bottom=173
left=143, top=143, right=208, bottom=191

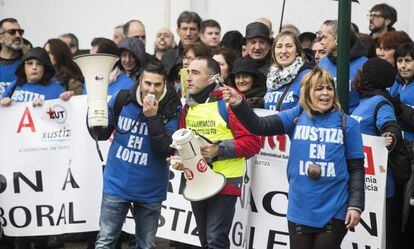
left=186, top=101, right=245, bottom=178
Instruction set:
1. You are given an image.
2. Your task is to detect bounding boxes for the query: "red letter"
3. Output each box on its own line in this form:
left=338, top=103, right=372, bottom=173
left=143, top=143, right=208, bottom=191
left=17, top=107, right=36, bottom=133
left=363, top=146, right=375, bottom=175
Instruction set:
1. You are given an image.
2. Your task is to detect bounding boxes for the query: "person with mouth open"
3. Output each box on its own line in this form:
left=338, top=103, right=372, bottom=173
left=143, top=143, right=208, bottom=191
left=265, top=30, right=314, bottom=112
left=222, top=67, right=365, bottom=249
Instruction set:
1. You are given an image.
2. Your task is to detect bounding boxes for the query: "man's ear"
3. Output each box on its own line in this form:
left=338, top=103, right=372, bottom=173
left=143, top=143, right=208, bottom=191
left=384, top=19, right=391, bottom=27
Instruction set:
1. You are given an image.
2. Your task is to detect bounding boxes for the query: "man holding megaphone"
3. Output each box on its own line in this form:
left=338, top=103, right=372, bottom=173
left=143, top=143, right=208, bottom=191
left=170, top=56, right=261, bottom=249
left=89, top=61, right=180, bottom=249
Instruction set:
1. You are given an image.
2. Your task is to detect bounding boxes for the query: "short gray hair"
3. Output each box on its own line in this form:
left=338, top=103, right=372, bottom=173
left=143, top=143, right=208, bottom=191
left=322, top=20, right=338, bottom=39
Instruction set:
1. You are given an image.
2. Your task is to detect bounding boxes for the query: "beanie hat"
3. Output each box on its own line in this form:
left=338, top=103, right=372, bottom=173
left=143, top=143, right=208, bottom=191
left=245, top=22, right=272, bottom=42
left=361, top=58, right=396, bottom=89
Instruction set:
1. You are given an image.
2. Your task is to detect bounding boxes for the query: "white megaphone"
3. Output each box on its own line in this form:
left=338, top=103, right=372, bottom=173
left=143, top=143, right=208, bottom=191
left=170, top=129, right=226, bottom=201
left=74, top=53, right=119, bottom=127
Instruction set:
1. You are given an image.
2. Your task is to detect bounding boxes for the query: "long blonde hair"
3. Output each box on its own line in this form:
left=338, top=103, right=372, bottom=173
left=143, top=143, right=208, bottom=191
left=299, top=67, right=341, bottom=118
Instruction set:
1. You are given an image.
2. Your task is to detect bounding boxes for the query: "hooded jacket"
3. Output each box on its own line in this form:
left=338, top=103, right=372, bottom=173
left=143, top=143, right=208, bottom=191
left=118, top=37, right=147, bottom=80
left=15, top=47, right=55, bottom=83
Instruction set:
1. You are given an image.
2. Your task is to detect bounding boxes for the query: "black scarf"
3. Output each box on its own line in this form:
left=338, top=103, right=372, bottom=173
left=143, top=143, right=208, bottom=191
left=190, top=83, right=216, bottom=104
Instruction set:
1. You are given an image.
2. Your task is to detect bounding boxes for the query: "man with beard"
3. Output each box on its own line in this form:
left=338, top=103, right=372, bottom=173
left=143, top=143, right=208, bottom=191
left=245, top=22, right=272, bottom=75
left=0, top=18, right=23, bottom=98
left=368, top=3, right=397, bottom=41
left=153, top=28, right=175, bottom=61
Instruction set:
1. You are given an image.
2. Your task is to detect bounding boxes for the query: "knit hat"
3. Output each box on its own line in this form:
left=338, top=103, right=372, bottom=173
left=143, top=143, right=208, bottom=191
left=361, top=58, right=396, bottom=89
left=245, top=22, right=272, bottom=42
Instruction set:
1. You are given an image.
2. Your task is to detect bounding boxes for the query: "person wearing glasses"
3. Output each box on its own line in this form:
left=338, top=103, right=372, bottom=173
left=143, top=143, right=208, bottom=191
left=0, top=18, right=24, bottom=98
left=368, top=3, right=398, bottom=41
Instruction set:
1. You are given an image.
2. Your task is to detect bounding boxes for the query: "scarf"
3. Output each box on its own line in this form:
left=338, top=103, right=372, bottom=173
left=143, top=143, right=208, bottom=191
left=266, top=56, right=304, bottom=90
left=189, top=83, right=216, bottom=104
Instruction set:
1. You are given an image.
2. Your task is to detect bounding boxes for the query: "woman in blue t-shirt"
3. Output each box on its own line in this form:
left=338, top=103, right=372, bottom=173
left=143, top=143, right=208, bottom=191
left=222, top=67, right=365, bottom=249
left=264, top=30, right=313, bottom=111
left=351, top=58, right=404, bottom=249
left=0, top=47, right=66, bottom=107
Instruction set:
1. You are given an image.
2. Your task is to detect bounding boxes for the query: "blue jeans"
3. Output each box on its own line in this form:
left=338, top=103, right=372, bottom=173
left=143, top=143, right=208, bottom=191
left=95, top=193, right=162, bottom=249
left=191, top=195, right=237, bottom=249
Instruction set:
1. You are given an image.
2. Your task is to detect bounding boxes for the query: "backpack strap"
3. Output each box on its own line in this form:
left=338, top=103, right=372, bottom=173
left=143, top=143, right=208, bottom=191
left=218, top=99, right=229, bottom=128
left=373, top=100, right=391, bottom=134
left=113, top=89, right=130, bottom=126
left=275, top=82, right=294, bottom=111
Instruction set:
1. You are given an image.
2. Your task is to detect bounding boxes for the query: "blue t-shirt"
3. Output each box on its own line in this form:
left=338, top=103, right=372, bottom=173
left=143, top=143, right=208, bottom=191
left=351, top=95, right=396, bottom=197
left=83, top=71, right=135, bottom=96
left=264, top=69, right=311, bottom=111
left=3, top=81, right=64, bottom=102
left=103, top=93, right=179, bottom=202
left=278, top=106, right=364, bottom=227
left=389, top=80, right=414, bottom=141
left=319, top=56, right=368, bottom=113
left=0, top=59, right=20, bottom=98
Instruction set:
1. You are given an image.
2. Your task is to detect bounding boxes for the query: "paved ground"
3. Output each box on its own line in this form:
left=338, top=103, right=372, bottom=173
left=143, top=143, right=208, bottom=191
left=63, top=237, right=171, bottom=248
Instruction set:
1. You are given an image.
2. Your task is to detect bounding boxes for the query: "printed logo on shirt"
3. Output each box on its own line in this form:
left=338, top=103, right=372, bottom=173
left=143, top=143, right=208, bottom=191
left=114, top=115, right=149, bottom=166
left=12, top=90, right=45, bottom=102
left=0, top=81, right=12, bottom=97
left=265, top=91, right=294, bottom=111
left=294, top=125, right=344, bottom=178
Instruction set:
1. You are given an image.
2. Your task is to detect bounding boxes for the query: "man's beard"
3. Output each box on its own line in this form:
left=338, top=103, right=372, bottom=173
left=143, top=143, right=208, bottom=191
left=3, top=39, right=23, bottom=50
left=369, top=23, right=385, bottom=33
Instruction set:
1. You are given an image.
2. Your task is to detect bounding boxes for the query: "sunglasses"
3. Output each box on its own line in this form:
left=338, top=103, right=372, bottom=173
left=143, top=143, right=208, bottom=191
left=1, top=29, right=25, bottom=36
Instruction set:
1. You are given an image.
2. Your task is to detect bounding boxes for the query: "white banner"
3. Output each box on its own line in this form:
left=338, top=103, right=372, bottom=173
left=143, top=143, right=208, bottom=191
left=0, top=97, right=387, bottom=249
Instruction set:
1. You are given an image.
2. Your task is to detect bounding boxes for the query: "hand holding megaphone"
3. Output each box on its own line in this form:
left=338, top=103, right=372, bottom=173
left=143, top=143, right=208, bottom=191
left=167, top=155, right=184, bottom=170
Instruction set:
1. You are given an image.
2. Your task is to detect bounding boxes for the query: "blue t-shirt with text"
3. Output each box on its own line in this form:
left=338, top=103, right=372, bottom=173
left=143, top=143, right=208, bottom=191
left=264, top=69, right=311, bottom=111
left=278, top=106, right=364, bottom=228
left=103, top=93, right=178, bottom=202
left=3, top=81, right=64, bottom=102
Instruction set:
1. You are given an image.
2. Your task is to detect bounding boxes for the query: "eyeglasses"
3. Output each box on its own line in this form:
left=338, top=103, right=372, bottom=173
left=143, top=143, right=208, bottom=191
left=367, top=13, right=383, bottom=19
left=0, top=29, right=24, bottom=36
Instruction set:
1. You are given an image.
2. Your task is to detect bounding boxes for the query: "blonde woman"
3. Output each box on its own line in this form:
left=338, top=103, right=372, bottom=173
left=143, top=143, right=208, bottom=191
left=222, top=67, right=365, bottom=249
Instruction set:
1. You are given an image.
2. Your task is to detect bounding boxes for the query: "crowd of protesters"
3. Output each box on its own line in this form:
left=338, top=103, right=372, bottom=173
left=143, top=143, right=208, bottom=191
left=0, top=2, right=414, bottom=249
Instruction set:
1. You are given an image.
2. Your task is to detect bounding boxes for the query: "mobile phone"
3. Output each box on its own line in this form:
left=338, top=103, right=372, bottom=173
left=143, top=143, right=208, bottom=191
left=146, top=93, right=155, bottom=105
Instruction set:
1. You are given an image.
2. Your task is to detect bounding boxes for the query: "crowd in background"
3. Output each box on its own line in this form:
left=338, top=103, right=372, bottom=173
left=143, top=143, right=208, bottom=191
left=0, top=2, right=414, bottom=249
